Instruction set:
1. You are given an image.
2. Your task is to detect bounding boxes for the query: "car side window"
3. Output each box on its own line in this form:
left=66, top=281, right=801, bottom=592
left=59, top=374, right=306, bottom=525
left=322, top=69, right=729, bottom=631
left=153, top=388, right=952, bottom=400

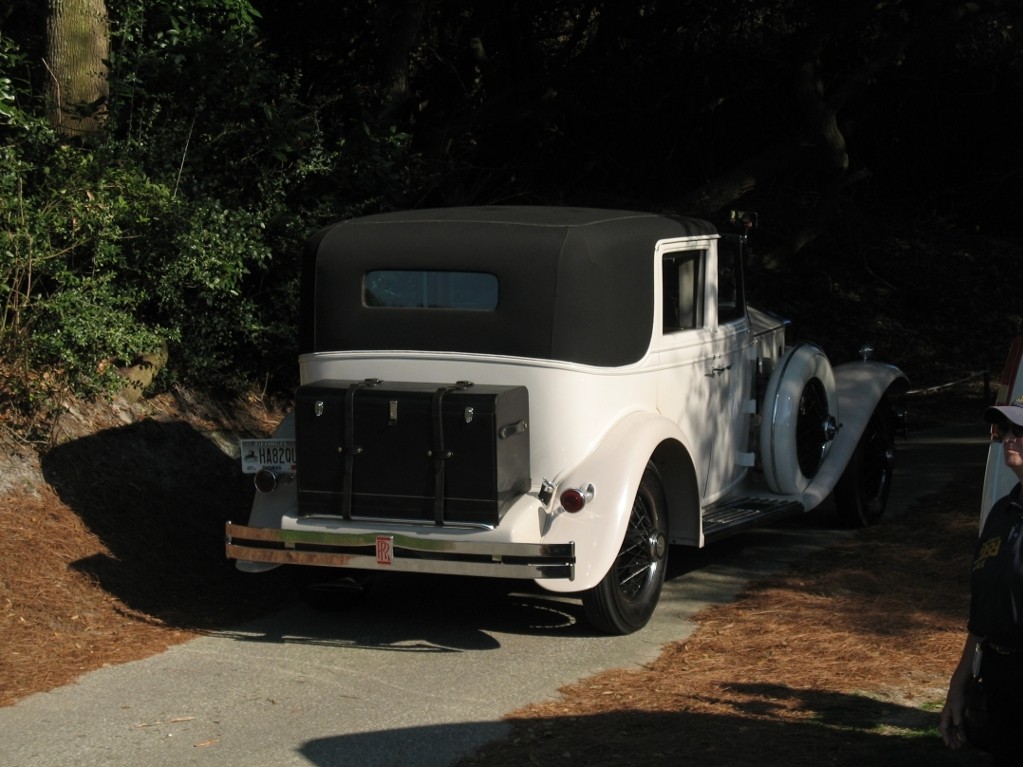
left=662, top=251, right=704, bottom=332
left=717, top=237, right=745, bottom=323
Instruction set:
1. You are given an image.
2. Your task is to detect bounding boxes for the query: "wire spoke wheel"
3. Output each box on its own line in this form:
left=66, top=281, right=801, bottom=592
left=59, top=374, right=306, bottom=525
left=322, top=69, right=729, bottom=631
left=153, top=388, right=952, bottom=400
left=615, top=491, right=663, bottom=598
left=835, top=397, right=896, bottom=528
left=582, top=466, right=668, bottom=634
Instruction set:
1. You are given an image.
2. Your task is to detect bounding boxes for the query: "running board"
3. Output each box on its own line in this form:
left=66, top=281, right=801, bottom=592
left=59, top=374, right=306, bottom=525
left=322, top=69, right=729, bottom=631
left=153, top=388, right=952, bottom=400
left=702, top=497, right=805, bottom=543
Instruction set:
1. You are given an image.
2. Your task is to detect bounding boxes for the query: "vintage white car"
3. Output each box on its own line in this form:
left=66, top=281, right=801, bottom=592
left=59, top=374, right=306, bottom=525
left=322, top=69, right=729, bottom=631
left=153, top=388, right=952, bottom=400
left=227, top=206, right=908, bottom=634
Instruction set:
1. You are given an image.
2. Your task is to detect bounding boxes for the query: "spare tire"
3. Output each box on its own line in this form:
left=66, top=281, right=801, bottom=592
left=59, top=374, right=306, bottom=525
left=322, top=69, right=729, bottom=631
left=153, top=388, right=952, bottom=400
left=761, top=343, right=839, bottom=495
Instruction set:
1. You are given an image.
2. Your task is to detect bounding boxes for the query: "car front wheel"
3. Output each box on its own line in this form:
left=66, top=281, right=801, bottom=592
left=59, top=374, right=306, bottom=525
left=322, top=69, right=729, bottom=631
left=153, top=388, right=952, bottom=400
left=834, top=398, right=896, bottom=528
left=582, top=466, right=669, bottom=634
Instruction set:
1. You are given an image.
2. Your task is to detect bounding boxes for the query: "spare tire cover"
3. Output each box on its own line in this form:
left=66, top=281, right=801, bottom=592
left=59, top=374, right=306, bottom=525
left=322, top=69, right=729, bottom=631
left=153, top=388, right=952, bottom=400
left=761, top=342, right=839, bottom=495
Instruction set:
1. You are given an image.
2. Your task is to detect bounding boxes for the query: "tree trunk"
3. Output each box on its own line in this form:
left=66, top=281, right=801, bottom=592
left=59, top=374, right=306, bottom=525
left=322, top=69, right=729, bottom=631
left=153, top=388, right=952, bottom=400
left=45, top=0, right=109, bottom=137
left=376, top=0, right=428, bottom=118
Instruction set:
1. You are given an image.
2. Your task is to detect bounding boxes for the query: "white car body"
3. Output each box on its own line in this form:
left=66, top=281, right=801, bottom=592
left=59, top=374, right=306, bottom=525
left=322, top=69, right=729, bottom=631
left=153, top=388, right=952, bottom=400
left=228, top=207, right=907, bottom=633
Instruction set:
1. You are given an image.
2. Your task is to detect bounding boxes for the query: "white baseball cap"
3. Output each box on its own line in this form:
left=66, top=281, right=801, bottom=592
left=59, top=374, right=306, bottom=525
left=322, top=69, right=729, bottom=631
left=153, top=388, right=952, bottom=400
left=985, top=394, right=1023, bottom=426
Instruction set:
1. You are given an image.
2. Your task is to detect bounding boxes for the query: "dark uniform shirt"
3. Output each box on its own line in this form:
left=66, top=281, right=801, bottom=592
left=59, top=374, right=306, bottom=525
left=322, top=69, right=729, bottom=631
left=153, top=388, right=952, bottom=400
left=969, top=482, right=1023, bottom=645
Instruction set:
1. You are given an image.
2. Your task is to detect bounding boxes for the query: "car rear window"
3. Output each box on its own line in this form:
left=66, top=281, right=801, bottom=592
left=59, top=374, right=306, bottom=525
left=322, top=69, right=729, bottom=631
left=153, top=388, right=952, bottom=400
left=364, top=270, right=498, bottom=310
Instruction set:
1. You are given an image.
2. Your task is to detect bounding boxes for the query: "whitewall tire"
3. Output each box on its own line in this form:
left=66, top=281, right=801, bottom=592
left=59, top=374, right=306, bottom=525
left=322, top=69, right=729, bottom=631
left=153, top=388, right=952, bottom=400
left=761, top=342, right=839, bottom=495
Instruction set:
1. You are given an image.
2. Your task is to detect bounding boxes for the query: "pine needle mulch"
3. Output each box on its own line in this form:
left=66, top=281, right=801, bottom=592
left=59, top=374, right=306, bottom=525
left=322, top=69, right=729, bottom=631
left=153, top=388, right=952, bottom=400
left=458, top=465, right=990, bottom=767
left=0, top=487, right=192, bottom=706
left=0, top=392, right=298, bottom=708
left=0, top=396, right=995, bottom=765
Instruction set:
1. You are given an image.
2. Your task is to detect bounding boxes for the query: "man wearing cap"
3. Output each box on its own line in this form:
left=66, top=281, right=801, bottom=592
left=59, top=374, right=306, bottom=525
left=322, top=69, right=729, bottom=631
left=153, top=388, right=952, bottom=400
left=941, top=395, right=1023, bottom=762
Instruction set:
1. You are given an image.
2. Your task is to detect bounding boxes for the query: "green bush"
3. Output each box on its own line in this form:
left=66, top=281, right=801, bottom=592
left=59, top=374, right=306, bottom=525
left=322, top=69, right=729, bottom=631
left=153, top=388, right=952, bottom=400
left=0, top=6, right=425, bottom=430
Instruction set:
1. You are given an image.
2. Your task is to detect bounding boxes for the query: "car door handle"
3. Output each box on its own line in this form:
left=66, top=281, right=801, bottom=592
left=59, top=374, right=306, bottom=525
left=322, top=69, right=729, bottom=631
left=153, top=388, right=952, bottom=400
left=706, top=365, right=732, bottom=377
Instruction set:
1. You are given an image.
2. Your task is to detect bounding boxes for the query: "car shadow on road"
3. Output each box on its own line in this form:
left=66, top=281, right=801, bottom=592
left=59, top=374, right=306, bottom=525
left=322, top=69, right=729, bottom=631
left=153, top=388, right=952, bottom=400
left=207, top=570, right=605, bottom=651
left=205, top=511, right=854, bottom=652
left=37, top=414, right=870, bottom=644
left=40, top=417, right=302, bottom=629
left=297, top=684, right=989, bottom=767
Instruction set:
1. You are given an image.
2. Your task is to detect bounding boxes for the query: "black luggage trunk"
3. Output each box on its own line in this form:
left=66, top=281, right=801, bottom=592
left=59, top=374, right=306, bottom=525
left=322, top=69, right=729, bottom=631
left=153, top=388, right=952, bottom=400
left=295, top=380, right=530, bottom=526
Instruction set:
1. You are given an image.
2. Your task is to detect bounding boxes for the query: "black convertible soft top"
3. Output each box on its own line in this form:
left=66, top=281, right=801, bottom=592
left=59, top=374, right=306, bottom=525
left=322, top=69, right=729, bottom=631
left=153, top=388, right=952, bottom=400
left=299, top=206, right=718, bottom=367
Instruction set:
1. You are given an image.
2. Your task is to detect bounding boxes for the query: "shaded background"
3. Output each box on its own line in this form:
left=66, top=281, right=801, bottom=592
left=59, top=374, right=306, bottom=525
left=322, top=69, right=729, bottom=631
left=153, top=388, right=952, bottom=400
left=1, top=0, right=1021, bottom=408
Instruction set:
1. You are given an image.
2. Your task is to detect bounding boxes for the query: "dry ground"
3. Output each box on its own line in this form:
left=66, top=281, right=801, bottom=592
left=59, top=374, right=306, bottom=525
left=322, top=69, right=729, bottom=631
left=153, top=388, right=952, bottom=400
left=457, top=462, right=988, bottom=767
left=0, top=389, right=995, bottom=766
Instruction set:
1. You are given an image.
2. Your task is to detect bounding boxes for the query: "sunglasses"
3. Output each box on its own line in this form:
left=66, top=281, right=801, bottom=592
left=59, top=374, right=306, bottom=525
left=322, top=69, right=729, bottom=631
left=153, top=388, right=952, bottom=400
left=998, top=421, right=1023, bottom=439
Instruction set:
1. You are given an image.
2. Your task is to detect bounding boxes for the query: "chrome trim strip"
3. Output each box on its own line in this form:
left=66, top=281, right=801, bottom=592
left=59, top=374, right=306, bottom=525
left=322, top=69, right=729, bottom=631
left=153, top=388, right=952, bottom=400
left=226, top=523, right=575, bottom=580
left=300, top=513, right=497, bottom=532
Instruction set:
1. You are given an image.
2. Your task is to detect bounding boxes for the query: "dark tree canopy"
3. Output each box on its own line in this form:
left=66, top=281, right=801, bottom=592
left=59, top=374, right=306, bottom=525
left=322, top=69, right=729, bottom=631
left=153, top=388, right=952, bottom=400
left=1, top=0, right=1021, bottom=413
left=251, top=0, right=1023, bottom=245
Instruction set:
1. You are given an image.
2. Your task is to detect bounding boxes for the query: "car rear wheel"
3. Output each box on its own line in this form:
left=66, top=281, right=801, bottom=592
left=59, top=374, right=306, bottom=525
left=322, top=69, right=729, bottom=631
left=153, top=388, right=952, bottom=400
left=582, top=466, right=668, bottom=635
left=835, top=398, right=896, bottom=528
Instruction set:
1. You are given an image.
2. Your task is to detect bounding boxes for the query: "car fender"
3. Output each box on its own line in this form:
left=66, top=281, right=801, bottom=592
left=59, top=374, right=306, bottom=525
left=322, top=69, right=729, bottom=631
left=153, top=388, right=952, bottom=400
left=799, top=360, right=908, bottom=509
left=236, top=413, right=297, bottom=573
left=536, top=410, right=696, bottom=593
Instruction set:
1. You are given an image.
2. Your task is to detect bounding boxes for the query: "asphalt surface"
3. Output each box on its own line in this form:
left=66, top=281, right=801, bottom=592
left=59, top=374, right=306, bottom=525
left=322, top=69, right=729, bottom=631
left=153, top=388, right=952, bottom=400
left=1, top=423, right=990, bottom=767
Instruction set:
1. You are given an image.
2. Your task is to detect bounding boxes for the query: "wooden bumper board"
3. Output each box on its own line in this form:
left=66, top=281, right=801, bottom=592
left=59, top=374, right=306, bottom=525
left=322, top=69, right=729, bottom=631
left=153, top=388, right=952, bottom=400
left=225, top=522, right=575, bottom=580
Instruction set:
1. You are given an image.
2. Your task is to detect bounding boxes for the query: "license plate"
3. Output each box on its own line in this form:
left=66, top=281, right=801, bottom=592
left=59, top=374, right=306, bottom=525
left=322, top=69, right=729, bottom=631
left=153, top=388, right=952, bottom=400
left=239, top=439, right=297, bottom=474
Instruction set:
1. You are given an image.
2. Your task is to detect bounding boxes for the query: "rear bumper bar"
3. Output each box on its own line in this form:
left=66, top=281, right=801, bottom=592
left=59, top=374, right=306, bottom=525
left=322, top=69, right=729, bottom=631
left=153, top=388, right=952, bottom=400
left=225, top=522, right=575, bottom=580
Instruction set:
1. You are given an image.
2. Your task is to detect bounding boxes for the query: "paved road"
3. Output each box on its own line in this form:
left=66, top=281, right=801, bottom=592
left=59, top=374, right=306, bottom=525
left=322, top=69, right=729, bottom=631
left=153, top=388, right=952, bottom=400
left=1, top=424, right=989, bottom=767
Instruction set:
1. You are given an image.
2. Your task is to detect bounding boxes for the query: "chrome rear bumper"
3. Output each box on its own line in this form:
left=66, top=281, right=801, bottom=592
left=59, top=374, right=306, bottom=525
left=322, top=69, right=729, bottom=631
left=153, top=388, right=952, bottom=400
left=225, top=522, right=575, bottom=580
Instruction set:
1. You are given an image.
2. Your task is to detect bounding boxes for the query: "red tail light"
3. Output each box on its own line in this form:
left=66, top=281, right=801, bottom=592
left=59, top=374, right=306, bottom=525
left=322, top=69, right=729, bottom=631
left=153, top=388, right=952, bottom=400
left=559, top=484, right=594, bottom=513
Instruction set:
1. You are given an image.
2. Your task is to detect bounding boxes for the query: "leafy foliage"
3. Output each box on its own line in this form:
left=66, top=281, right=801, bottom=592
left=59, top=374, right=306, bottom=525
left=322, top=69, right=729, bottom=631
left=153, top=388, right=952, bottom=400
left=0, top=1, right=421, bottom=428
left=1, top=0, right=1021, bottom=430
